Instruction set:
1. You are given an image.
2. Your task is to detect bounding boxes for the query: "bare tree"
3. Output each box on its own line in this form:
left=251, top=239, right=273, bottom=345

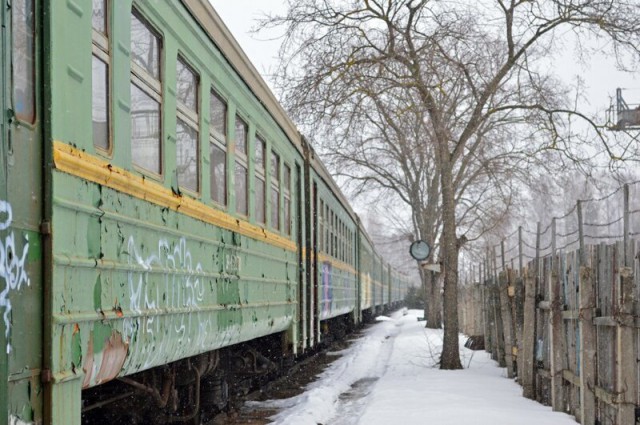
left=263, top=0, right=640, bottom=369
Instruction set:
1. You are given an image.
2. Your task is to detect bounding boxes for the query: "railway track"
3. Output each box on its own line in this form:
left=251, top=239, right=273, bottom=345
left=206, top=330, right=365, bottom=425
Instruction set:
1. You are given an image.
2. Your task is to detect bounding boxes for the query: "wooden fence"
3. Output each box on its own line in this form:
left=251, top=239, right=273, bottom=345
left=460, top=240, right=639, bottom=425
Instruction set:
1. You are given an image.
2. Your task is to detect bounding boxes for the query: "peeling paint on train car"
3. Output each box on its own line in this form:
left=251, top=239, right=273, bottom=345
left=50, top=171, right=296, bottom=389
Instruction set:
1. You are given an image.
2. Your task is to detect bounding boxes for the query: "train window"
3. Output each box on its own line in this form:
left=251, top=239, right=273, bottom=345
left=210, top=143, right=227, bottom=205
left=325, top=204, right=329, bottom=252
left=254, top=136, right=266, bottom=224
left=176, top=120, right=198, bottom=191
left=176, top=57, right=199, bottom=192
left=210, top=90, right=227, bottom=205
left=329, top=210, right=334, bottom=257
left=339, top=220, right=344, bottom=261
left=176, top=58, right=197, bottom=111
left=319, top=200, right=324, bottom=252
left=93, top=0, right=107, bottom=34
left=131, top=12, right=160, bottom=80
left=235, top=116, right=247, bottom=155
left=12, top=0, right=35, bottom=124
left=92, top=0, right=110, bottom=152
left=270, top=151, right=280, bottom=230
left=131, top=10, right=162, bottom=175
left=234, top=116, right=248, bottom=215
left=283, top=164, right=291, bottom=235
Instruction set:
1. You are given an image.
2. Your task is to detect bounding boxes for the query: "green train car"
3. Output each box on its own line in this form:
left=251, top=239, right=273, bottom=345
left=0, top=1, right=413, bottom=423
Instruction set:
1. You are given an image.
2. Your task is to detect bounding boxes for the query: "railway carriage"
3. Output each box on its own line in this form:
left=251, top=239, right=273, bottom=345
left=308, top=152, right=360, bottom=342
left=0, top=1, right=414, bottom=424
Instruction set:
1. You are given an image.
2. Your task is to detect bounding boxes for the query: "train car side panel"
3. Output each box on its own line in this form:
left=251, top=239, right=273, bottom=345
left=2, top=1, right=45, bottom=424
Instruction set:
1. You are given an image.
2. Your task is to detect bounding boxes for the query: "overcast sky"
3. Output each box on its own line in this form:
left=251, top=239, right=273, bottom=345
left=209, top=0, right=639, bottom=117
left=208, top=0, right=286, bottom=85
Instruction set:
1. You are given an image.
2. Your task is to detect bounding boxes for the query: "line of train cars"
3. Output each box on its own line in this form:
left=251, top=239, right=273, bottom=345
left=0, top=1, right=413, bottom=423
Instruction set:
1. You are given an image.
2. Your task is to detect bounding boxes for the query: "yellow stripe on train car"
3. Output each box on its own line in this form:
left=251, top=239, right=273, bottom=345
left=53, top=141, right=297, bottom=252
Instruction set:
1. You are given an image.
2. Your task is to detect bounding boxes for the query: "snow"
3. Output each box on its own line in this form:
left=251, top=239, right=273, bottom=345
left=249, top=309, right=577, bottom=425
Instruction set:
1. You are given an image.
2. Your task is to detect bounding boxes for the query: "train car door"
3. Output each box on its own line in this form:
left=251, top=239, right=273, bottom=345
left=0, top=3, right=8, bottom=421
left=2, top=1, right=44, bottom=423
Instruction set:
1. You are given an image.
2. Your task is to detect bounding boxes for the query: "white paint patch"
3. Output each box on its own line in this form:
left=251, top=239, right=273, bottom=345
left=0, top=200, right=31, bottom=354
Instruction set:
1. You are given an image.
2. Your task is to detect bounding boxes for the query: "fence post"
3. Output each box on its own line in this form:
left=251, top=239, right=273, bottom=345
left=579, top=262, right=596, bottom=425
left=623, top=184, right=631, bottom=267
left=518, top=226, right=524, bottom=275
left=616, top=266, right=636, bottom=425
left=521, top=268, right=537, bottom=399
left=492, top=247, right=506, bottom=367
left=549, top=217, right=565, bottom=412
left=578, top=201, right=586, bottom=266
left=498, top=269, right=515, bottom=378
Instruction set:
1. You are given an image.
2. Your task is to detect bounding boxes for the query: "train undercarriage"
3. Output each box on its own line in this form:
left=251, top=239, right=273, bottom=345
left=80, top=313, right=365, bottom=424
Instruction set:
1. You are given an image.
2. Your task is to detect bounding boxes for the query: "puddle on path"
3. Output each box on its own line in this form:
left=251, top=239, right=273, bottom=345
left=330, top=377, right=380, bottom=425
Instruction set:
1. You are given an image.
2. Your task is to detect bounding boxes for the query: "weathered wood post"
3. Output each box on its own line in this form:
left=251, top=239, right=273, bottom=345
left=548, top=217, right=566, bottom=412
left=498, top=270, right=515, bottom=378
left=522, top=267, right=537, bottom=399
left=616, top=265, right=636, bottom=425
left=493, top=247, right=506, bottom=367
left=518, top=226, right=524, bottom=276
left=578, top=200, right=596, bottom=425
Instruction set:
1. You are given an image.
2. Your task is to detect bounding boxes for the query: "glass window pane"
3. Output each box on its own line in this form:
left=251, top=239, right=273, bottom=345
left=12, top=0, right=35, bottom=123
left=210, top=143, right=226, bottom=205
left=131, top=83, right=161, bottom=174
left=131, top=11, right=160, bottom=80
left=284, top=197, right=291, bottom=235
left=92, top=0, right=107, bottom=33
left=271, top=151, right=280, bottom=182
left=177, top=58, right=197, bottom=111
left=255, top=176, right=265, bottom=224
left=177, top=119, right=199, bottom=192
left=92, top=55, right=109, bottom=150
left=234, top=116, right=247, bottom=155
left=284, top=164, right=291, bottom=190
left=271, top=187, right=279, bottom=230
left=210, top=91, right=226, bottom=138
left=255, top=136, right=265, bottom=169
left=235, top=163, right=248, bottom=215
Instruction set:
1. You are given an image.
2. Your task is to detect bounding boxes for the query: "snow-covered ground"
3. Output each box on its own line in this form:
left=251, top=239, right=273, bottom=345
left=248, top=309, right=577, bottom=425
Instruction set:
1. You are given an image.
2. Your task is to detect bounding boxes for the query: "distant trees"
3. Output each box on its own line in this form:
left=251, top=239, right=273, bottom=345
left=264, top=0, right=640, bottom=369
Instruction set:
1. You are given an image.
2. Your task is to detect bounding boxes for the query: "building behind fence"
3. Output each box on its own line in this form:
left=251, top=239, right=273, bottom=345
left=459, top=183, right=640, bottom=425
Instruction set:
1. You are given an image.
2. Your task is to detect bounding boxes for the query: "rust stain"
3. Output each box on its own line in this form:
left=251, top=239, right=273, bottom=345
left=73, top=323, right=80, bottom=334
left=82, top=336, right=94, bottom=389
left=82, top=331, right=128, bottom=389
left=95, top=331, right=128, bottom=385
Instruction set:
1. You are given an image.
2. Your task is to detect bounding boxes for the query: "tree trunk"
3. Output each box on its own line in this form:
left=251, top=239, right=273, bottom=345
left=424, top=270, right=441, bottom=329
left=439, top=161, right=463, bottom=370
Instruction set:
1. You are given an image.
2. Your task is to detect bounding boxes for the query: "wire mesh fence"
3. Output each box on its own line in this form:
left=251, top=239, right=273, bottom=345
left=485, top=181, right=640, bottom=275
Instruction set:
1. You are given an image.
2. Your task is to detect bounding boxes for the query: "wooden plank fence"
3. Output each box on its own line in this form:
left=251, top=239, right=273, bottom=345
left=460, top=240, right=639, bottom=425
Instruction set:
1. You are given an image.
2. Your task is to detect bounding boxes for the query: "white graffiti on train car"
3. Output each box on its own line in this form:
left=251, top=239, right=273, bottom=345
left=0, top=200, right=31, bottom=354
left=123, top=235, right=208, bottom=370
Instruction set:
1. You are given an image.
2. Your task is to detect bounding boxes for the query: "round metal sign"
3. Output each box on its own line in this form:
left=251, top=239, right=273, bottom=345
left=409, top=240, right=431, bottom=261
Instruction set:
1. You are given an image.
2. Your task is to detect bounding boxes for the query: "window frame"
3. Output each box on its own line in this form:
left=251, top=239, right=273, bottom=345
left=91, top=0, right=111, bottom=154
left=175, top=55, right=200, bottom=194
left=270, top=149, right=281, bottom=231
left=12, top=0, right=36, bottom=125
left=130, top=8, right=164, bottom=178
left=234, top=114, right=249, bottom=216
left=209, top=89, right=228, bottom=207
left=254, top=134, right=267, bottom=224
left=283, top=163, right=291, bottom=236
